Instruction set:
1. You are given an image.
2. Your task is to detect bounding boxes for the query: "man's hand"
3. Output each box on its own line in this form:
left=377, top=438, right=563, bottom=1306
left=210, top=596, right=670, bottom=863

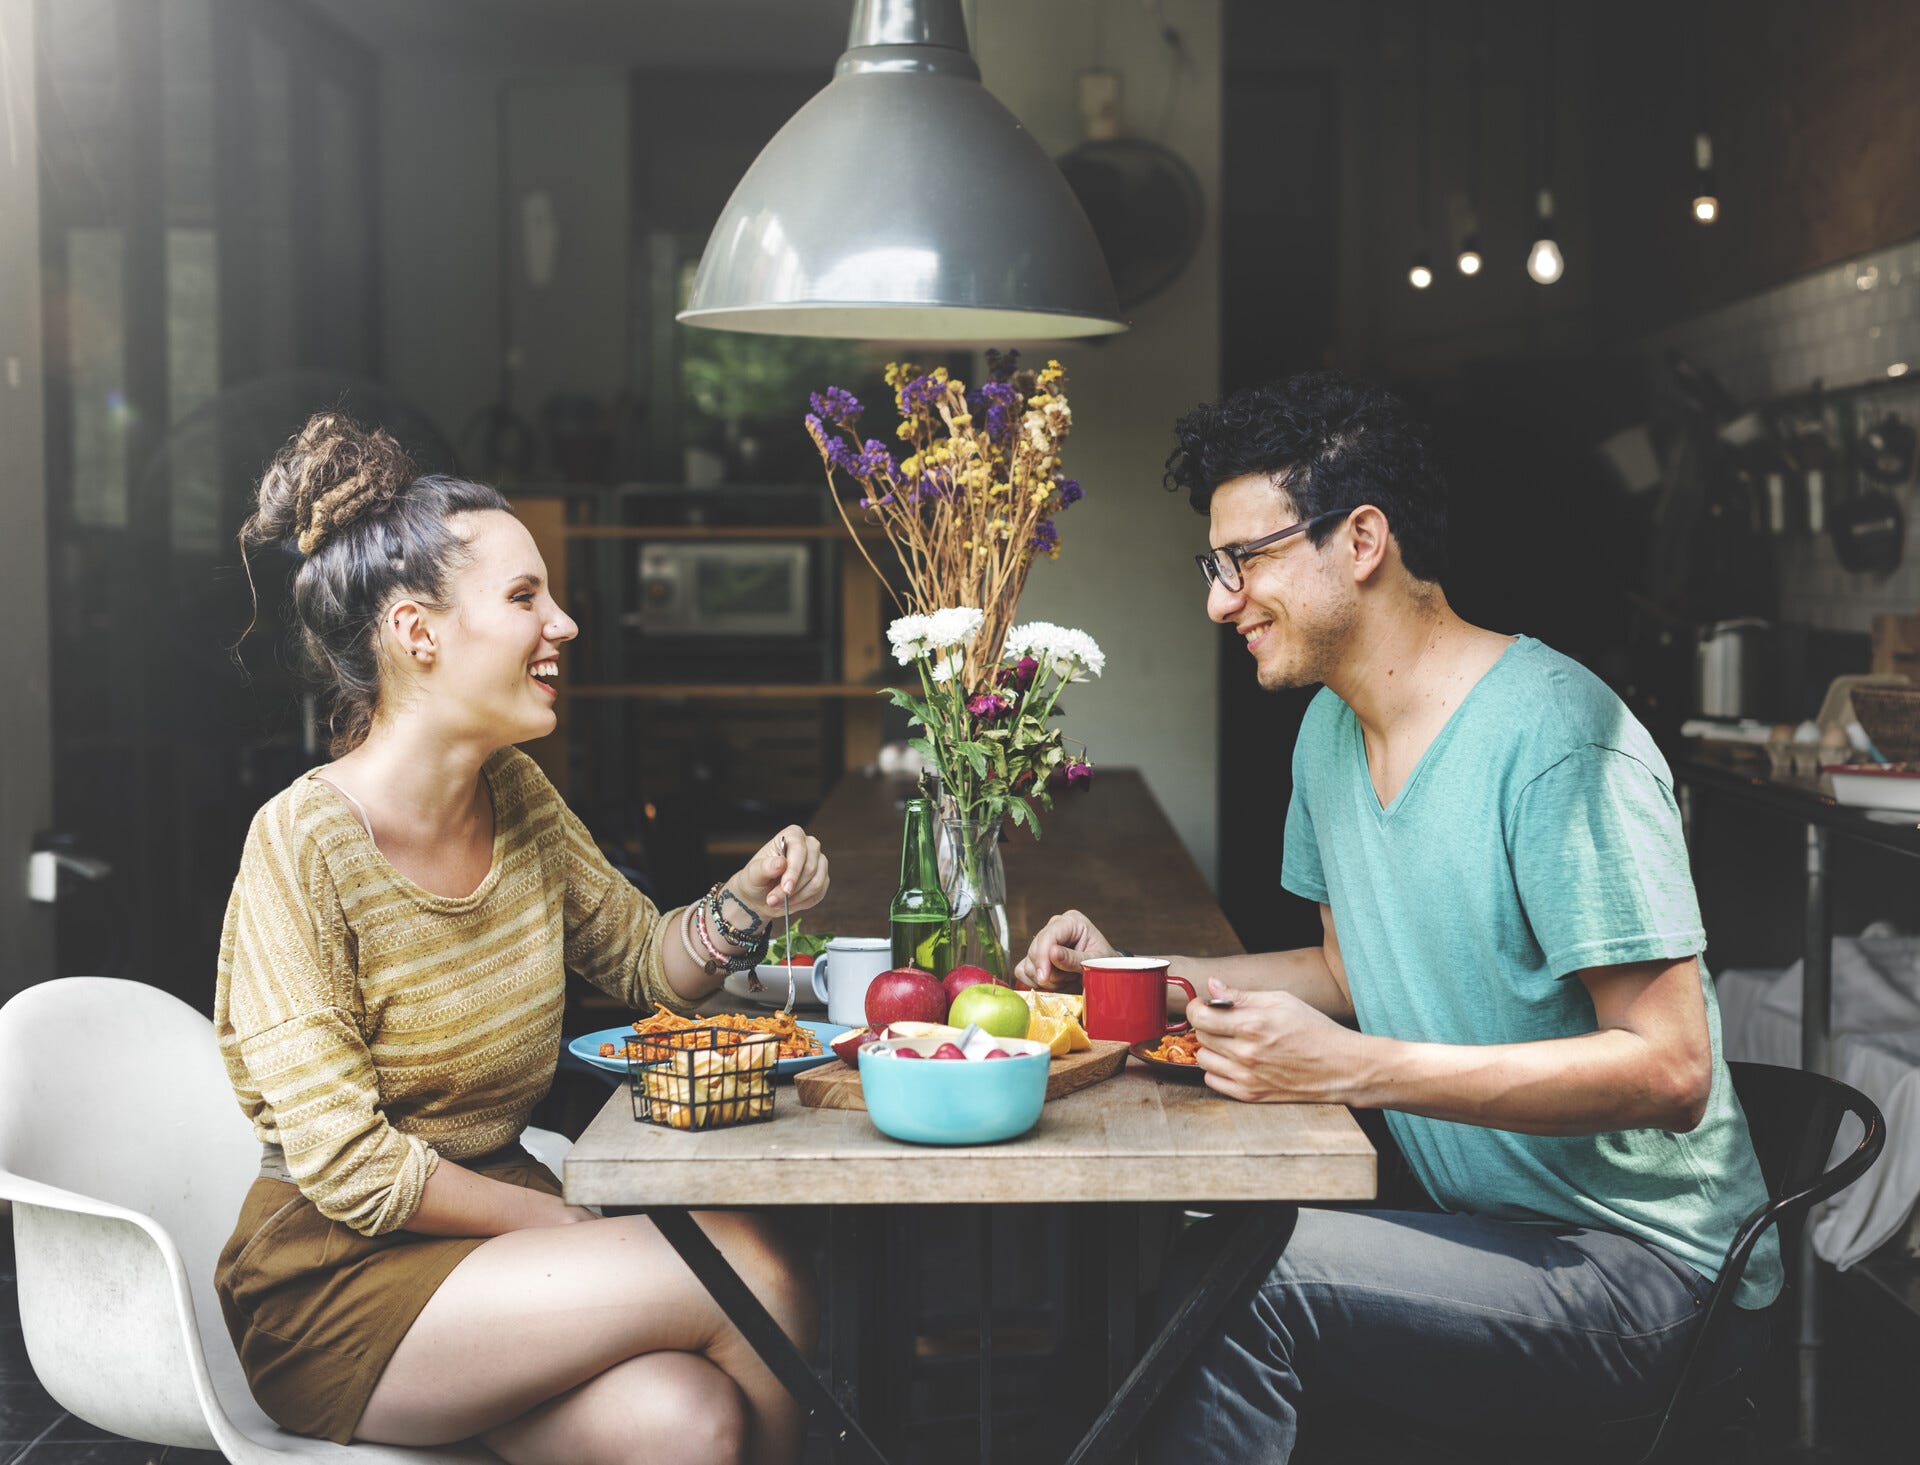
left=1188, top=977, right=1362, bottom=1104
left=1013, top=909, right=1116, bottom=990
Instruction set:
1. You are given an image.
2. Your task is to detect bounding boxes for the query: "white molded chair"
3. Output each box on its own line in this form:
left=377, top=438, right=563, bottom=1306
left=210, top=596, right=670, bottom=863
left=0, top=977, right=570, bottom=1462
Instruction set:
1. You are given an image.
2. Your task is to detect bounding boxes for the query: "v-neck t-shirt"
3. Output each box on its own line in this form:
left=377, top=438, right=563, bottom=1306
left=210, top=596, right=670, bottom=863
left=1280, top=635, right=1781, bottom=1308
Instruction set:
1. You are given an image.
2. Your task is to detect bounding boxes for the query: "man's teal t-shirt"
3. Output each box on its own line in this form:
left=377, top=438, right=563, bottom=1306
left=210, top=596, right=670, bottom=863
left=1281, top=636, right=1782, bottom=1308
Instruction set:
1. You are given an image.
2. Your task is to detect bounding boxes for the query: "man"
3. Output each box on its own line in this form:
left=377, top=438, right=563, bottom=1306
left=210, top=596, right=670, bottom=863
left=1016, top=372, right=1779, bottom=1459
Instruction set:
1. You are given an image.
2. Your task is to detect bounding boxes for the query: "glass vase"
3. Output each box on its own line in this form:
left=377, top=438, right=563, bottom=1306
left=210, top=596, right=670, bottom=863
left=939, top=815, right=1011, bottom=982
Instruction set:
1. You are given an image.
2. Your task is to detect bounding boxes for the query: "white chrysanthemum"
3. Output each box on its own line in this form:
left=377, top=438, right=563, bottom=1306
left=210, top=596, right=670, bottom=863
left=886, top=614, right=935, bottom=665
left=928, top=650, right=963, bottom=683
left=1003, top=621, right=1064, bottom=661
left=923, top=606, right=985, bottom=648
left=1057, top=627, right=1105, bottom=680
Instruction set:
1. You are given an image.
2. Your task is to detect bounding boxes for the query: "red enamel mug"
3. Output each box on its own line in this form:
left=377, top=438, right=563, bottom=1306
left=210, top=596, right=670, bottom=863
left=1080, top=956, right=1196, bottom=1045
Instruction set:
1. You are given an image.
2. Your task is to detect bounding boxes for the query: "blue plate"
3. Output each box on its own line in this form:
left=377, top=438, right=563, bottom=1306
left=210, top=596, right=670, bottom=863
left=567, top=1021, right=848, bottom=1079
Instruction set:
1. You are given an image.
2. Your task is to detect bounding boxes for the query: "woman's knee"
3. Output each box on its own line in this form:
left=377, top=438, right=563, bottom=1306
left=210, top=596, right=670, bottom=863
left=699, top=1211, right=819, bottom=1356
left=593, top=1354, right=746, bottom=1465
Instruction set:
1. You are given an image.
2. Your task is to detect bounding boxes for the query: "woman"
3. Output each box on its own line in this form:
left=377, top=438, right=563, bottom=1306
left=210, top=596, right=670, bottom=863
left=213, top=413, right=825, bottom=1464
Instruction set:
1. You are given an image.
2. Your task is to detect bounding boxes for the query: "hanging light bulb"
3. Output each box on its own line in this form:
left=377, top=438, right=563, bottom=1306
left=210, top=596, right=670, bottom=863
left=1527, top=189, right=1563, bottom=284
left=1457, top=235, right=1483, bottom=276
left=1409, top=251, right=1434, bottom=290
left=1691, top=132, right=1718, bottom=225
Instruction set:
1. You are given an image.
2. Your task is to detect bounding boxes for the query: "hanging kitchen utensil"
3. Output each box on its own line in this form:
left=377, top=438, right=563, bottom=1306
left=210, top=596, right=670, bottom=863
left=1860, top=412, right=1917, bottom=485
left=1832, top=426, right=1906, bottom=575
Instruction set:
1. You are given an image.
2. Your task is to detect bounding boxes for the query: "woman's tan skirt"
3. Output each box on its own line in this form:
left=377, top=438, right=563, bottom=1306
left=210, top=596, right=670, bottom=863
left=214, top=1146, right=563, bottom=1444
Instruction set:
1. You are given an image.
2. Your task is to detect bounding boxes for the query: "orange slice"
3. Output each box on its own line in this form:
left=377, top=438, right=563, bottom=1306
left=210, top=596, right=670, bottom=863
left=1025, top=1014, right=1073, bottom=1057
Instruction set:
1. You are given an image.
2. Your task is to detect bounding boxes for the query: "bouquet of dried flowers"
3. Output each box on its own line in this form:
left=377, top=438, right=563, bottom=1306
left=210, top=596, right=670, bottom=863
left=804, top=352, right=1097, bottom=836
left=804, top=351, right=1085, bottom=690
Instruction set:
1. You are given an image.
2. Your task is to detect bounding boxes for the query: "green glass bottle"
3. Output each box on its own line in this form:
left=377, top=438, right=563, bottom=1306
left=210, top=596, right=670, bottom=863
left=889, top=796, right=953, bottom=976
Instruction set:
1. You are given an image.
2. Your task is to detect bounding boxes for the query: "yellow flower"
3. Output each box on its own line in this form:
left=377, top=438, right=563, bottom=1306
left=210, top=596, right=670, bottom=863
left=901, top=455, right=921, bottom=477
left=897, top=420, right=916, bottom=441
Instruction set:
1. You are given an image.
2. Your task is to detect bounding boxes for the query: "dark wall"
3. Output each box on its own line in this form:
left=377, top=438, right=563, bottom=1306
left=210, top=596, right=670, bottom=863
left=1591, top=0, right=1920, bottom=339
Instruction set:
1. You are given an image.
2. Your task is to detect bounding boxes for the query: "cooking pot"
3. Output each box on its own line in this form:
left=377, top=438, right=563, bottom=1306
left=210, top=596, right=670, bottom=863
left=1695, top=618, right=1772, bottom=719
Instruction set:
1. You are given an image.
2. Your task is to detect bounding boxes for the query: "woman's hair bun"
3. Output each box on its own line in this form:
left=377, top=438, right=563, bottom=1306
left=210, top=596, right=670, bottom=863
left=251, top=412, right=417, bottom=556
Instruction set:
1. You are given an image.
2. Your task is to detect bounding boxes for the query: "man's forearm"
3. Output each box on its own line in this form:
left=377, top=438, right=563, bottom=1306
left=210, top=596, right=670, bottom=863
left=1342, top=1028, right=1708, bottom=1135
left=1164, top=947, right=1353, bottom=1018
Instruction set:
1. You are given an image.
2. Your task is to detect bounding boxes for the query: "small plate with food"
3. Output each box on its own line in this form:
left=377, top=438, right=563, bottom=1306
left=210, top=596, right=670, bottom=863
left=570, top=1012, right=848, bottom=1079
left=1128, top=1031, right=1208, bottom=1083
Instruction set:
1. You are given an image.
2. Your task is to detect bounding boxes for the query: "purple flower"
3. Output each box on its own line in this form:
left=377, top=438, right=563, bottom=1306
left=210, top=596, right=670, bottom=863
left=852, top=439, right=895, bottom=479
left=1029, top=519, right=1060, bottom=554
left=898, top=373, right=947, bottom=414
left=1056, top=476, right=1084, bottom=507
left=967, top=381, right=1022, bottom=440
left=996, top=655, right=1039, bottom=690
left=809, top=387, right=862, bottom=427
left=967, top=692, right=1011, bottom=721
left=1065, top=759, right=1094, bottom=790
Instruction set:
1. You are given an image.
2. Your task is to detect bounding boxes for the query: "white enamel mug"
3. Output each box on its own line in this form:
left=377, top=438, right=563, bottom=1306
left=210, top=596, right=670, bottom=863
left=812, top=936, right=893, bottom=1029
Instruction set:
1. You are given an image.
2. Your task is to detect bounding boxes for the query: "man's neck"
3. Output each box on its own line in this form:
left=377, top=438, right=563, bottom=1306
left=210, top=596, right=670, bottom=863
left=1324, top=597, right=1499, bottom=745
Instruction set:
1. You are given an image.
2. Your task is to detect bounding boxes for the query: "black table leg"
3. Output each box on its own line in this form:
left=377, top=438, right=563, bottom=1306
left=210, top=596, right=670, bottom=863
left=648, top=1207, right=891, bottom=1465
left=979, top=1206, right=994, bottom=1465
left=1064, top=1202, right=1296, bottom=1465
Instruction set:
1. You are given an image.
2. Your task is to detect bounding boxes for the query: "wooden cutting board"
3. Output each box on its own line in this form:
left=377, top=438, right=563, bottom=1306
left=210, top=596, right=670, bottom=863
left=793, top=1039, right=1129, bottom=1111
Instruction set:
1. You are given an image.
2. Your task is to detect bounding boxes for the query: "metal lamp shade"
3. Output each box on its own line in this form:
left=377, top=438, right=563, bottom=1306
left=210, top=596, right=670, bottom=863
left=678, top=0, right=1126, bottom=343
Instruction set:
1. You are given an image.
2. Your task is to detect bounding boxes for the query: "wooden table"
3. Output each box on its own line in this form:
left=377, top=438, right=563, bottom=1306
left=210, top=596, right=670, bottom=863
left=566, top=770, right=1375, bottom=1464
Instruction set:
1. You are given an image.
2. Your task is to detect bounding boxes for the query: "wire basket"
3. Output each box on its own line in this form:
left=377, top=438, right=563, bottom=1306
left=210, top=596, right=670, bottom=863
left=625, top=1026, right=778, bottom=1130
left=1849, top=686, right=1920, bottom=763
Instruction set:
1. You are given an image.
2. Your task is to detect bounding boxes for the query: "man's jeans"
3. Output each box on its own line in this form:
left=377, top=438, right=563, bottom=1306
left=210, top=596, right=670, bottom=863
left=1143, top=1207, right=1770, bottom=1464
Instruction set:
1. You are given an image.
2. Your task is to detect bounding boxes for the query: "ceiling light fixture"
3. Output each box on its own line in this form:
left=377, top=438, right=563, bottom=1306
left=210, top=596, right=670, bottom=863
left=679, top=0, right=1125, bottom=342
left=1692, top=133, right=1719, bottom=225
left=1458, top=5, right=1487, bottom=279
left=1526, top=14, right=1562, bottom=284
left=1409, top=3, right=1433, bottom=291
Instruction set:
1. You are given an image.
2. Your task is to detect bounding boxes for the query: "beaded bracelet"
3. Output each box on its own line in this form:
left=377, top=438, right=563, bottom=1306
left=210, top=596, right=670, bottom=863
left=680, top=903, right=723, bottom=979
left=694, top=896, right=766, bottom=975
left=705, top=882, right=770, bottom=947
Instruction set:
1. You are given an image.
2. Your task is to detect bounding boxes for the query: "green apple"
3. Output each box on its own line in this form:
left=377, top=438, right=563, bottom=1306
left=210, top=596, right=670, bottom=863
left=947, top=982, right=1031, bottom=1041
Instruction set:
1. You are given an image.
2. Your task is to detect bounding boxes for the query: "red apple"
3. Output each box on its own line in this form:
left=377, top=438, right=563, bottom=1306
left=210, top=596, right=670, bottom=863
left=932, top=1043, right=967, bottom=1061
left=831, top=1027, right=879, bottom=1066
left=893, top=1046, right=923, bottom=1059
left=941, top=964, right=1005, bottom=1004
left=864, top=966, right=950, bottom=1031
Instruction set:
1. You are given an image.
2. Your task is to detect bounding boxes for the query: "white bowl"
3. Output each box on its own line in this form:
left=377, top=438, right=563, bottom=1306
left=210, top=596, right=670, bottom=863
left=723, top=962, right=825, bottom=1008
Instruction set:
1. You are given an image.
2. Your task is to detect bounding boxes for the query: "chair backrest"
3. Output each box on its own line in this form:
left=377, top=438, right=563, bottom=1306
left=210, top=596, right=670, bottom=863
left=1727, top=1060, right=1883, bottom=1216
left=1640, top=1061, right=1885, bottom=1463
left=0, top=978, right=261, bottom=1342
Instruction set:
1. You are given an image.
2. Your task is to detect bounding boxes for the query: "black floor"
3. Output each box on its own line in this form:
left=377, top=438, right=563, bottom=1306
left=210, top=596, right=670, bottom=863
left=6, top=1206, right=1920, bottom=1464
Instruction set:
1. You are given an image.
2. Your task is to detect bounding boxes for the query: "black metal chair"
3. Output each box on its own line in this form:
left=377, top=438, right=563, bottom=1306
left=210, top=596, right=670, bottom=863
left=1325, top=1061, right=1886, bottom=1464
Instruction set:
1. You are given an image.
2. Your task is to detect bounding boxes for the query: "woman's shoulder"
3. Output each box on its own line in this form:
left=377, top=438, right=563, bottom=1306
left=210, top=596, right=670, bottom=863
left=243, top=767, right=364, bottom=871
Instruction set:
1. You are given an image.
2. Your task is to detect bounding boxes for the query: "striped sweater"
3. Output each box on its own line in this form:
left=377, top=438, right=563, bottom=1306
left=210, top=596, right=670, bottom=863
left=214, top=747, right=694, bottom=1236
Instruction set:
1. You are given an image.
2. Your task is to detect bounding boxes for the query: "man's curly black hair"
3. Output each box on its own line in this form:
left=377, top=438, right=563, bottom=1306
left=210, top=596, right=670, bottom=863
left=1163, top=370, right=1448, bottom=584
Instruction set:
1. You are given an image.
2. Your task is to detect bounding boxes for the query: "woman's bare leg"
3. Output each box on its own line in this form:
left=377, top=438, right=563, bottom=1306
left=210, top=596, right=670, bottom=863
left=355, top=1210, right=815, bottom=1465
left=483, top=1352, right=744, bottom=1465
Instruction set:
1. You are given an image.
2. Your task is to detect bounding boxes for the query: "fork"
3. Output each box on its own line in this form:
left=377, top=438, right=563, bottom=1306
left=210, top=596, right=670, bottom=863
left=778, top=835, right=797, bottom=1016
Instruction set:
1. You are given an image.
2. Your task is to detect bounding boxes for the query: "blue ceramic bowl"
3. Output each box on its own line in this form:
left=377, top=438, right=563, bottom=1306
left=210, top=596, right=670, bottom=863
left=857, top=1035, right=1050, bottom=1145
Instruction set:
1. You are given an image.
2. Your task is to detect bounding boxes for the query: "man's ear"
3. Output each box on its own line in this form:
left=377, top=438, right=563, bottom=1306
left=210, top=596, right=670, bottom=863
left=1346, top=505, right=1393, bottom=584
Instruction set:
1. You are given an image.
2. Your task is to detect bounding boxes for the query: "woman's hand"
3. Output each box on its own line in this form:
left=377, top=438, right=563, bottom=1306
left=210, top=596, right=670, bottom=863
left=1013, top=909, right=1116, bottom=990
left=727, top=825, right=829, bottom=924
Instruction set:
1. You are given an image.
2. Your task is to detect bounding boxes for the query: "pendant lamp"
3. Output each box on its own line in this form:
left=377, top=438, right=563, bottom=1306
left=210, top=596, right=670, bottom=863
left=678, top=0, right=1126, bottom=343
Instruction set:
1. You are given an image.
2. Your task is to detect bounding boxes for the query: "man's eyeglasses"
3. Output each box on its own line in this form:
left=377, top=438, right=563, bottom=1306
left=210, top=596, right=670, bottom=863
left=1195, top=510, right=1345, bottom=592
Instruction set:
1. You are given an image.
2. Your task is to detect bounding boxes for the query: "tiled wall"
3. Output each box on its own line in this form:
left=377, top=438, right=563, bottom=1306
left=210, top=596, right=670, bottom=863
left=1648, top=235, right=1920, bottom=633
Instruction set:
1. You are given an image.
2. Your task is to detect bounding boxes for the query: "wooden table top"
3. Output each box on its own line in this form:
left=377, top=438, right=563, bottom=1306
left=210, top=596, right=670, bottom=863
left=799, top=768, right=1244, bottom=962
left=567, top=768, right=1375, bottom=1209
left=565, top=1067, right=1375, bottom=1206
